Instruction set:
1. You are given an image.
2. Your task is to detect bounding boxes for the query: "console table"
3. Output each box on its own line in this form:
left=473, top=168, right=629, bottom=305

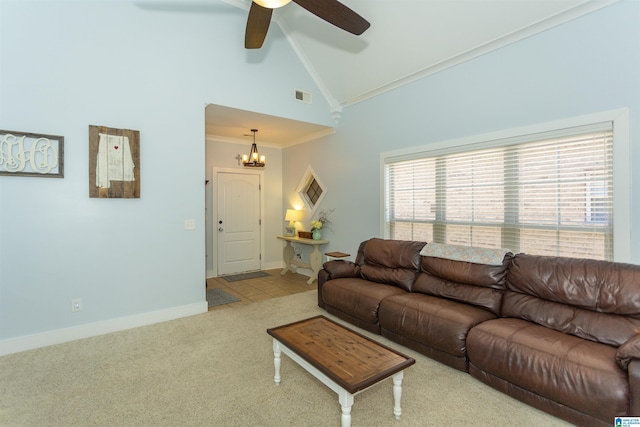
left=277, top=235, right=329, bottom=285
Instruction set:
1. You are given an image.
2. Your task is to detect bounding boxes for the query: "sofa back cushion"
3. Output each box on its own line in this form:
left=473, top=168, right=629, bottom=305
left=358, top=238, right=424, bottom=292
left=504, top=254, right=640, bottom=346
left=413, top=251, right=512, bottom=315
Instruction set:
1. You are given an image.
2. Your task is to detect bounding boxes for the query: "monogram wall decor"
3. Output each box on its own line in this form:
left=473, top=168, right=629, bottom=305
left=0, top=130, right=64, bottom=178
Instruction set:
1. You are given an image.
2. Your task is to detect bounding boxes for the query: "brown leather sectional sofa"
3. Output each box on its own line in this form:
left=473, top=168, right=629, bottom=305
left=317, top=238, right=640, bottom=426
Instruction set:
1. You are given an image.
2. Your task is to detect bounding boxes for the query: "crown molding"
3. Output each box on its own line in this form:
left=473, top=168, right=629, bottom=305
left=221, top=0, right=342, bottom=121
left=276, top=19, right=343, bottom=120
left=205, top=134, right=281, bottom=148
left=221, top=0, right=621, bottom=113
left=206, top=126, right=334, bottom=148
left=339, top=0, right=621, bottom=108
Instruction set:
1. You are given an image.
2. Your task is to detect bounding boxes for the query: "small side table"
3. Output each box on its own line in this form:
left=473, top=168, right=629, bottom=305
left=277, top=236, right=329, bottom=285
left=325, top=251, right=351, bottom=262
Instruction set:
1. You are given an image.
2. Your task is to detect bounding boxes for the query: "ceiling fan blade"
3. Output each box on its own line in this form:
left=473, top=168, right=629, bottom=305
left=245, top=2, right=273, bottom=49
left=292, top=0, right=370, bottom=35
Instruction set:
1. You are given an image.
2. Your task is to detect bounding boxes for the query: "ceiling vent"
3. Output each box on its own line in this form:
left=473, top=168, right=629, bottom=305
left=294, top=89, right=312, bottom=104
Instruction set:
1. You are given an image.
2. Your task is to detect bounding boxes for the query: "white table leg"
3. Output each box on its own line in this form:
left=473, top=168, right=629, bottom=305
left=281, top=241, right=296, bottom=275
left=308, top=244, right=323, bottom=285
left=338, top=390, right=354, bottom=427
left=392, top=371, right=404, bottom=419
left=273, top=339, right=281, bottom=385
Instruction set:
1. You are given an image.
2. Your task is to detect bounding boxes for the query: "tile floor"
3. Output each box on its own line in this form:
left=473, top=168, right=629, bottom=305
left=205, top=268, right=316, bottom=311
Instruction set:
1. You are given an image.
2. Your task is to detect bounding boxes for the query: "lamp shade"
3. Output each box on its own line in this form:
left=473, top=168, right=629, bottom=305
left=285, top=209, right=299, bottom=227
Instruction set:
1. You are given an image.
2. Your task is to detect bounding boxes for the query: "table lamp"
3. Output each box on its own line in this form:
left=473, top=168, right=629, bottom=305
left=285, top=209, right=299, bottom=228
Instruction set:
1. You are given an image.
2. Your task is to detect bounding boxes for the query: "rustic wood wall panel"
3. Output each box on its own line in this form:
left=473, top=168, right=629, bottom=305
left=89, top=125, right=140, bottom=198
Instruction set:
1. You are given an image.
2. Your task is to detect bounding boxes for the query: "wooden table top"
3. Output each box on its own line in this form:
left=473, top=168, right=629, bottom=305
left=267, top=315, right=415, bottom=394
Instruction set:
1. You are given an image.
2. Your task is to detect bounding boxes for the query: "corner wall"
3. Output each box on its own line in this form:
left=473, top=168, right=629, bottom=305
left=283, top=0, right=640, bottom=264
left=0, top=0, right=331, bottom=354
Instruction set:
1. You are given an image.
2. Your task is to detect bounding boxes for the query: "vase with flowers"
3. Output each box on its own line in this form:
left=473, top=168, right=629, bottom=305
left=310, top=209, right=334, bottom=240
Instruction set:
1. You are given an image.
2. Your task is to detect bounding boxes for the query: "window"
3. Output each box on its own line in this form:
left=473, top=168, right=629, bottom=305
left=296, top=165, right=327, bottom=215
left=384, top=119, right=624, bottom=261
left=305, top=178, right=323, bottom=206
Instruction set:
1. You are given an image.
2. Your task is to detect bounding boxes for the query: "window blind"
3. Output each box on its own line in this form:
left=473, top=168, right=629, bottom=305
left=385, top=125, right=614, bottom=260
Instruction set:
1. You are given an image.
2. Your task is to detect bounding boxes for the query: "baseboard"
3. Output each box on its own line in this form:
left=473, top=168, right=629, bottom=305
left=0, top=301, right=208, bottom=356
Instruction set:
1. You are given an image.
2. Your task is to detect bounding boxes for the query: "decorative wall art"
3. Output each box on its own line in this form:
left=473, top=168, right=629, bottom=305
left=89, top=125, right=140, bottom=198
left=0, top=130, right=64, bottom=177
left=296, top=165, right=326, bottom=215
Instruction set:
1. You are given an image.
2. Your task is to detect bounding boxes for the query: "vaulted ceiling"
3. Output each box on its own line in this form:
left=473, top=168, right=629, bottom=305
left=207, top=0, right=618, bottom=146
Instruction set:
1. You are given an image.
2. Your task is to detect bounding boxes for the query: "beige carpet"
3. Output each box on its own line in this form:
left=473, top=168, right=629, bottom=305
left=0, top=291, right=571, bottom=426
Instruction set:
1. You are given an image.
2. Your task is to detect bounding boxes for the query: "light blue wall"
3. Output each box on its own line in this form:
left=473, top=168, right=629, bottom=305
left=0, top=0, right=332, bottom=346
left=284, top=0, right=640, bottom=263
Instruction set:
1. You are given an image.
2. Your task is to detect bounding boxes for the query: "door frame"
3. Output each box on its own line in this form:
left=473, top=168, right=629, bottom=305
left=211, top=167, right=265, bottom=278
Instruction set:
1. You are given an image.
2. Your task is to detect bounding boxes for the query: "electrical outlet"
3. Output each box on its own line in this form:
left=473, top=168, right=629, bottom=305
left=184, top=219, right=195, bottom=230
left=71, top=298, right=82, bottom=312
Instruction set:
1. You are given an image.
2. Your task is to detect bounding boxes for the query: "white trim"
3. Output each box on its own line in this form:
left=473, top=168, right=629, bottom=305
left=341, top=0, right=621, bottom=108
left=612, top=109, right=631, bottom=262
left=275, top=19, right=342, bottom=117
left=205, top=127, right=335, bottom=149
left=221, top=0, right=620, bottom=111
left=295, top=165, right=327, bottom=216
left=380, top=108, right=631, bottom=262
left=211, top=167, right=266, bottom=278
left=0, top=301, right=207, bottom=356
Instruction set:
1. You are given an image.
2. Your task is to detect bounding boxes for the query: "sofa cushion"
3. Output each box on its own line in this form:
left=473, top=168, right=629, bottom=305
left=379, top=293, right=496, bottom=359
left=321, top=277, right=406, bottom=325
left=505, top=254, right=640, bottom=346
left=503, top=292, right=640, bottom=347
left=360, top=238, right=424, bottom=292
left=358, top=238, right=424, bottom=291
left=467, top=318, right=628, bottom=422
left=412, top=253, right=512, bottom=315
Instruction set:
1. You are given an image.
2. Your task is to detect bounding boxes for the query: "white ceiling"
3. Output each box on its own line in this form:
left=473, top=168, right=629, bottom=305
left=205, top=104, right=336, bottom=148
left=209, top=0, right=618, bottom=147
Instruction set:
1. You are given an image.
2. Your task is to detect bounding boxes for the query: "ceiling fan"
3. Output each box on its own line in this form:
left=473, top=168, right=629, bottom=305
left=245, top=0, right=370, bottom=49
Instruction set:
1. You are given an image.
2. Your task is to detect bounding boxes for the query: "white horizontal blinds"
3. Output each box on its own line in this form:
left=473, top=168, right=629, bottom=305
left=385, top=124, right=614, bottom=260
left=386, top=158, right=436, bottom=242
left=511, top=129, right=613, bottom=259
left=437, top=147, right=506, bottom=249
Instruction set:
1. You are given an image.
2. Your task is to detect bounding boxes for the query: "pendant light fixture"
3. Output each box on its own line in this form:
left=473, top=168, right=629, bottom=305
left=242, top=129, right=265, bottom=168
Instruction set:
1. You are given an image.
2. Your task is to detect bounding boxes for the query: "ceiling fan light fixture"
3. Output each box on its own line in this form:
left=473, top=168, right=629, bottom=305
left=253, top=0, right=292, bottom=8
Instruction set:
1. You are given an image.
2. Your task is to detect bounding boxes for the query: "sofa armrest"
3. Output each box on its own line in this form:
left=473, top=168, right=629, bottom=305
left=616, top=334, right=640, bottom=370
left=630, top=360, right=640, bottom=416
left=317, top=261, right=360, bottom=309
left=322, top=260, right=360, bottom=280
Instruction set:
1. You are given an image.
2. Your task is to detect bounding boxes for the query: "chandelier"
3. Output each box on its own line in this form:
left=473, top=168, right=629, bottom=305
left=242, top=129, right=265, bottom=168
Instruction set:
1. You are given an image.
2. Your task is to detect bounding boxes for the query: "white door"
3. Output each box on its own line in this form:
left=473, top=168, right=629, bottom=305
left=216, top=172, right=261, bottom=275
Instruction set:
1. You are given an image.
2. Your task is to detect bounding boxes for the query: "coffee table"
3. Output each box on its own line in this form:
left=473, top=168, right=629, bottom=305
left=267, top=315, right=415, bottom=427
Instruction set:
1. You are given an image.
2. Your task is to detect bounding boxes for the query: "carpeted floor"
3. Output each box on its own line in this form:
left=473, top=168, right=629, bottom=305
left=0, top=291, right=571, bottom=426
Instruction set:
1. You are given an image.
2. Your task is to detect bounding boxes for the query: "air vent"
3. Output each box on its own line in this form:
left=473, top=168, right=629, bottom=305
left=294, top=89, right=312, bottom=104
